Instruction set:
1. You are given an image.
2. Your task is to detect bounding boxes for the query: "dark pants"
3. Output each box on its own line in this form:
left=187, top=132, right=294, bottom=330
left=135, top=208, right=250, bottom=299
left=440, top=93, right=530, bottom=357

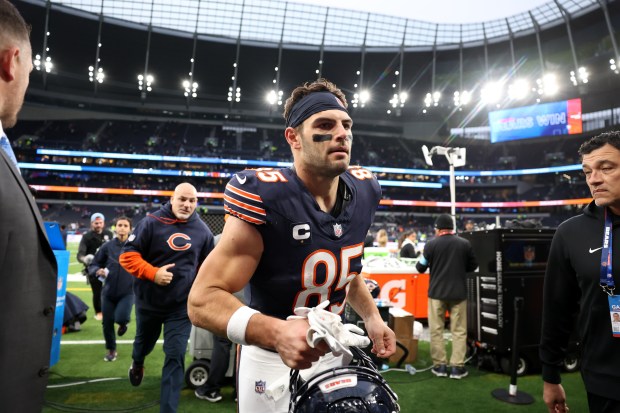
left=101, top=294, right=134, bottom=351
left=199, top=335, right=233, bottom=393
left=587, top=392, right=620, bottom=413
left=132, top=306, right=192, bottom=413
left=88, top=274, right=103, bottom=314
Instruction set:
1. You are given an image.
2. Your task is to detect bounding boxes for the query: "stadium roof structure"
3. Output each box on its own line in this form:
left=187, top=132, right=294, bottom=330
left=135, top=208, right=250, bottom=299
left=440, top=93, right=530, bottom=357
left=24, top=0, right=604, bottom=51
left=15, top=0, right=620, bottom=136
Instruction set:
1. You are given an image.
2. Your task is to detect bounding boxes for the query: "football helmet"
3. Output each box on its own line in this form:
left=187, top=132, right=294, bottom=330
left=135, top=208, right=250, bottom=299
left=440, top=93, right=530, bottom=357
left=289, top=347, right=399, bottom=413
left=364, top=278, right=381, bottom=299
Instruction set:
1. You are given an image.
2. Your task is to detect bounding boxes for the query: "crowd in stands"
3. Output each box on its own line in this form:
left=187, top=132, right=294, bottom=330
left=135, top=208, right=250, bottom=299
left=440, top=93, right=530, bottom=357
left=18, top=118, right=595, bottom=236
left=11, top=119, right=588, bottom=170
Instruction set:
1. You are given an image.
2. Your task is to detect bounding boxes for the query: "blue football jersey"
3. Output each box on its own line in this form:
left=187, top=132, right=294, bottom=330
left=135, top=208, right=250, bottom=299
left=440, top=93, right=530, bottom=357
left=224, top=166, right=381, bottom=320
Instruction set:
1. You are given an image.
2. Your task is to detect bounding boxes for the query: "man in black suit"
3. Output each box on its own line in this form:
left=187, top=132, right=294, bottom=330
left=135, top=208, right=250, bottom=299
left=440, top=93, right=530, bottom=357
left=0, top=1, right=58, bottom=411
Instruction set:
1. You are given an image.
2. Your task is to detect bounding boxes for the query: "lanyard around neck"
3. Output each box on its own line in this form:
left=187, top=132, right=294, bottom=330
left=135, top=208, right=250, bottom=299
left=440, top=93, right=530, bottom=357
left=600, top=208, right=615, bottom=296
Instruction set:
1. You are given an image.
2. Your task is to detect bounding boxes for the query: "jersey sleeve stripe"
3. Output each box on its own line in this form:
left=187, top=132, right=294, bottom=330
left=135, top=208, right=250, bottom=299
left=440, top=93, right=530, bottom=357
left=224, top=194, right=267, bottom=216
left=224, top=179, right=267, bottom=225
left=226, top=183, right=263, bottom=202
left=224, top=205, right=265, bottom=225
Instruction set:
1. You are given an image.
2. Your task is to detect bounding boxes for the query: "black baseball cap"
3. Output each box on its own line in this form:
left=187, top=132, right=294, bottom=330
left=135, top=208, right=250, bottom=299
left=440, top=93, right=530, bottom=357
left=435, top=214, right=454, bottom=230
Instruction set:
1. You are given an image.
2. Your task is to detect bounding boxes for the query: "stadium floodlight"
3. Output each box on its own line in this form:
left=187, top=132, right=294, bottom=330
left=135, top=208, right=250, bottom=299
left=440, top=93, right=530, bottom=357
left=579, top=67, right=589, bottom=83
left=182, top=80, right=198, bottom=98
left=266, top=89, right=283, bottom=106
left=399, top=91, right=408, bottom=105
left=88, top=65, right=105, bottom=83
left=578, top=66, right=589, bottom=84
left=508, top=79, right=529, bottom=100
left=138, top=74, right=154, bottom=92
left=359, top=90, right=370, bottom=106
left=351, top=90, right=370, bottom=108
left=610, top=58, right=619, bottom=74
left=424, top=91, right=441, bottom=107
left=34, top=54, right=54, bottom=73
left=453, top=90, right=471, bottom=107
left=536, top=73, right=559, bottom=96
left=227, top=86, right=241, bottom=103
left=421, top=145, right=467, bottom=228
left=569, top=71, right=577, bottom=86
left=389, top=91, right=408, bottom=108
left=389, top=94, right=398, bottom=108
left=481, top=81, right=503, bottom=104
left=424, top=93, right=432, bottom=108
left=570, top=67, right=588, bottom=86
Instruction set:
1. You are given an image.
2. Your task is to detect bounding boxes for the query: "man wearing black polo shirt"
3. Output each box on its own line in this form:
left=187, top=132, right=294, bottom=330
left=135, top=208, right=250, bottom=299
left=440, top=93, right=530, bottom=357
left=416, top=214, right=478, bottom=380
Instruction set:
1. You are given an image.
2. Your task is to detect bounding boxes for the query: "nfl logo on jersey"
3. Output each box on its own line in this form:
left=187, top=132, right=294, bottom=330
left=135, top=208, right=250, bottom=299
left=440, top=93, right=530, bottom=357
left=333, top=223, right=343, bottom=238
left=255, top=380, right=266, bottom=394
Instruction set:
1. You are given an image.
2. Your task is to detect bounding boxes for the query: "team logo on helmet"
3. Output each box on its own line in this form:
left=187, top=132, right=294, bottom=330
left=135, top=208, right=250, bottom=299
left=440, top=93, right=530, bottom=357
left=319, top=374, right=357, bottom=393
left=255, top=380, right=266, bottom=394
left=333, top=223, right=343, bottom=238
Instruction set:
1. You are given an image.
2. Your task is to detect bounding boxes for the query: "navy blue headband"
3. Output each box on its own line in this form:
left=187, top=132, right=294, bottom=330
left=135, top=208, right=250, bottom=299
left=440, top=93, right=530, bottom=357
left=285, top=91, right=348, bottom=128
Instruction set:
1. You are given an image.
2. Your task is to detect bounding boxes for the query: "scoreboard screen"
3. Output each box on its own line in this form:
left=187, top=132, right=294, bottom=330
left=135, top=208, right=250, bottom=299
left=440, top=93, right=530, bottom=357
left=489, top=98, right=582, bottom=143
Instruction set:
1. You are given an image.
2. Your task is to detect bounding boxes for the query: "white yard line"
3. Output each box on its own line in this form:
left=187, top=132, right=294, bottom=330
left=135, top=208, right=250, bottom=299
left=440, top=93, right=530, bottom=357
left=61, top=340, right=164, bottom=345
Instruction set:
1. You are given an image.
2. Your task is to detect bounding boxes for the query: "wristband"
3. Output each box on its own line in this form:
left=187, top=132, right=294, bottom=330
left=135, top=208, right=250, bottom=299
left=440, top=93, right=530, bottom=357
left=227, top=306, right=260, bottom=345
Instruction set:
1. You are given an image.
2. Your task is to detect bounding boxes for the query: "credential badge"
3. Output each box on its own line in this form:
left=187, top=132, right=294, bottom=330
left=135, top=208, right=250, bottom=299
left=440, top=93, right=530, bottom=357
left=333, top=223, right=343, bottom=238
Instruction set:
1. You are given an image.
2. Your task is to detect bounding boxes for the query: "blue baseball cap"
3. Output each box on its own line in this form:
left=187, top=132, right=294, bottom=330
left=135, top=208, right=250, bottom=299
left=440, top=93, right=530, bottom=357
left=91, top=213, right=105, bottom=222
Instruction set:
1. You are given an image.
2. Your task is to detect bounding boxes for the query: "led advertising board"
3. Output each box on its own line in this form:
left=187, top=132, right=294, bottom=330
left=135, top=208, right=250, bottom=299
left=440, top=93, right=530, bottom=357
left=489, top=98, right=582, bottom=143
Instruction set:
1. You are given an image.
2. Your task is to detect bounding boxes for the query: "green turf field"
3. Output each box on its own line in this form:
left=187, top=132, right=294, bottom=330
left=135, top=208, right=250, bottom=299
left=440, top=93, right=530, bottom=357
left=66, top=241, right=83, bottom=276
left=43, top=253, right=588, bottom=412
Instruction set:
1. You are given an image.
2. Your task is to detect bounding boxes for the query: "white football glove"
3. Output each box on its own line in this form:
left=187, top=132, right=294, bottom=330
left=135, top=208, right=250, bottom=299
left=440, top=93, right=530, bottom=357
left=289, top=300, right=371, bottom=358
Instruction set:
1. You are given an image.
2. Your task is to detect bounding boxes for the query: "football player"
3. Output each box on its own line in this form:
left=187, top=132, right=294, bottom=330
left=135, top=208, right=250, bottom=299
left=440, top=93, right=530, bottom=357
left=188, top=78, right=396, bottom=412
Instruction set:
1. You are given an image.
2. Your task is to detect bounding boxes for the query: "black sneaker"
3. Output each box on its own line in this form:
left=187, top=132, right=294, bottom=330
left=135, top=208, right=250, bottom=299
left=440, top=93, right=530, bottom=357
left=431, top=364, right=448, bottom=377
left=128, top=362, right=144, bottom=386
left=450, top=366, right=468, bottom=379
left=195, top=388, right=223, bottom=403
left=117, top=324, right=128, bottom=337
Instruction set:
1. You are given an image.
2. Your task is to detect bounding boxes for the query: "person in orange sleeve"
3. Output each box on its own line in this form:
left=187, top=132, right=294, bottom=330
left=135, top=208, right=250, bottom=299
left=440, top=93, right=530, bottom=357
left=120, top=182, right=214, bottom=413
